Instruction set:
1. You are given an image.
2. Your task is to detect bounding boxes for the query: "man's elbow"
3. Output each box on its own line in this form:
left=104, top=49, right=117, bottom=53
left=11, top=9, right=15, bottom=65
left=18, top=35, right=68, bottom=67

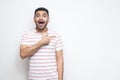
left=20, top=52, right=27, bottom=59
left=57, top=55, right=64, bottom=63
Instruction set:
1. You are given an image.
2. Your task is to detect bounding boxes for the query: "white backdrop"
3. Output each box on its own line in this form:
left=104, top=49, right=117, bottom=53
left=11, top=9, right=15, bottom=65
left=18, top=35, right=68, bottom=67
left=0, top=0, right=120, bottom=80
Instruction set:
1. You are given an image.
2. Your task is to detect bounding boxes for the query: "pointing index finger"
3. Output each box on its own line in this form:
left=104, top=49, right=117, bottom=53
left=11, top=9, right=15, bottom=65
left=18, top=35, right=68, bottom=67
left=49, top=36, right=56, bottom=39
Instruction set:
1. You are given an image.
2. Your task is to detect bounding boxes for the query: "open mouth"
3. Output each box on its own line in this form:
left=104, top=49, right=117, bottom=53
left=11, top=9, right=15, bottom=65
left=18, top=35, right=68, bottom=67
left=38, top=21, right=44, bottom=24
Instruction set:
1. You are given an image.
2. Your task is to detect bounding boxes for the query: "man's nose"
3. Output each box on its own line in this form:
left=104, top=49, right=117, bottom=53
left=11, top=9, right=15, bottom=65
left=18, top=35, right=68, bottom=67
left=39, top=16, right=43, bottom=19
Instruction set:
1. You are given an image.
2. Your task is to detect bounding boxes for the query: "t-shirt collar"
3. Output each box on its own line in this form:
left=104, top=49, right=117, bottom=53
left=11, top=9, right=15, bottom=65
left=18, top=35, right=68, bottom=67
left=34, top=28, right=50, bottom=34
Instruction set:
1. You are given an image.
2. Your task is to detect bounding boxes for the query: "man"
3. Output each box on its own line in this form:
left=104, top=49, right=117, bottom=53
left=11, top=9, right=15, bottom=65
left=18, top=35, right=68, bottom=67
left=20, top=7, right=64, bottom=80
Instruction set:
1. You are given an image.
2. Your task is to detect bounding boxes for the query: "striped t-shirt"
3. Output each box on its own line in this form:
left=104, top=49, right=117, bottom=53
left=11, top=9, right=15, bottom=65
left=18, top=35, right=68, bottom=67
left=21, top=29, right=63, bottom=80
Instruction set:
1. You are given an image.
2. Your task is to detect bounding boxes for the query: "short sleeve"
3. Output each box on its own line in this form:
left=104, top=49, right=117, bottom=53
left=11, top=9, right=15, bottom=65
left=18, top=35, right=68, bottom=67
left=21, top=32, right=30, bottom=46
left=55, top=35, right=63, bottom=51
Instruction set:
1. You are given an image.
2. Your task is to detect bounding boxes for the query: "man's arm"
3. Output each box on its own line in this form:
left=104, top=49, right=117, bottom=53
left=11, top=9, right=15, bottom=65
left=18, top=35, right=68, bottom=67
left=20, top=34, right=54, bottom=59
left=20, top=41, right=43, bottom=59
left=56, top=50, right=64, bottom=80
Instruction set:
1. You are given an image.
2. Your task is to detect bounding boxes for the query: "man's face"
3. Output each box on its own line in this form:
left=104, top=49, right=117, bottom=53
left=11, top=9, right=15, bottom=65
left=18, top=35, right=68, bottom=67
left=34, top=11, right=49, bottom=30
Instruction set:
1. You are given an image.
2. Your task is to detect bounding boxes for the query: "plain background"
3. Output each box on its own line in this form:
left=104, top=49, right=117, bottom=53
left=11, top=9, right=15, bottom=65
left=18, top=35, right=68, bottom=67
left=0, top=0, right=120, bottom=80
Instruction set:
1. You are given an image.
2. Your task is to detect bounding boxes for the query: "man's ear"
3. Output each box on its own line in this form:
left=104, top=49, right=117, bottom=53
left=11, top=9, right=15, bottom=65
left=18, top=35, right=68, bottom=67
left=33, top=17, right=35, bottom=22
left=48, top=17, right=50, bottom=22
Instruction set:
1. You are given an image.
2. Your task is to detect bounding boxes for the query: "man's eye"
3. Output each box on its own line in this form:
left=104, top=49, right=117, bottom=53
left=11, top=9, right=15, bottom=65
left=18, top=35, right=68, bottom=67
left=36, top=15, right=40, bottom=17
left=43, top=13, right=47, bottom=17
left=43, top=15, right=47, bottom=17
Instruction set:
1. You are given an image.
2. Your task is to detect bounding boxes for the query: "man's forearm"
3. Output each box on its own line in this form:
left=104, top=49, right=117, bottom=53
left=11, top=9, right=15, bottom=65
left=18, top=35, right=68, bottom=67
left=57, top=59, right=64, bottom=80
left=20, top=41, right=43, bottom=59
left=56, top=51, right=64, bottom=80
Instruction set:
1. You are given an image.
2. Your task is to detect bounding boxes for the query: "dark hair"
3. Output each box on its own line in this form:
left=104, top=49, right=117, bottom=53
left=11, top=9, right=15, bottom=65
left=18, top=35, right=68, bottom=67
left=34, top=7, right=49, bottom=16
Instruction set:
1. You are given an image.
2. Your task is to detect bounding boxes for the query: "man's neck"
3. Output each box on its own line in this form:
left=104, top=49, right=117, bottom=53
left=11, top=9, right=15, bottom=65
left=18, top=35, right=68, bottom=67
left=36, top=27, right=48, bottom=34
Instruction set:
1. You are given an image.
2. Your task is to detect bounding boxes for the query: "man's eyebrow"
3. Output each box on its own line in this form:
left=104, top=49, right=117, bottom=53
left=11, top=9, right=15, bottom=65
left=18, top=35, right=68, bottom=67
left=43, top=13, right=47, bottom=15
left=35, top=13, right=40, bottom=15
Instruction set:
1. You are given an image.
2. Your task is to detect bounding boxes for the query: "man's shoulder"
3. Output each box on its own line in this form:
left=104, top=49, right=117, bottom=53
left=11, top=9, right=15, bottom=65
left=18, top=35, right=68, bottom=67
left=23, top=30, right=37, bottom=35
left=48, top=29, right=62, bottom=37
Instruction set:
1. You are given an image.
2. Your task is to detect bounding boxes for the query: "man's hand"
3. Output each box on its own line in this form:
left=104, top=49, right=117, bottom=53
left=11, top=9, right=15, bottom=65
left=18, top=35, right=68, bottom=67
left=40, top=33, right=55, bottom=45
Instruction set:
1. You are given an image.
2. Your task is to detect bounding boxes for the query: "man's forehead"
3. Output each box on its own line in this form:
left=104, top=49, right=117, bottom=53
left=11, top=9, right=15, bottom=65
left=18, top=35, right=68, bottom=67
left=35, top=11, right=48, bottom=14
